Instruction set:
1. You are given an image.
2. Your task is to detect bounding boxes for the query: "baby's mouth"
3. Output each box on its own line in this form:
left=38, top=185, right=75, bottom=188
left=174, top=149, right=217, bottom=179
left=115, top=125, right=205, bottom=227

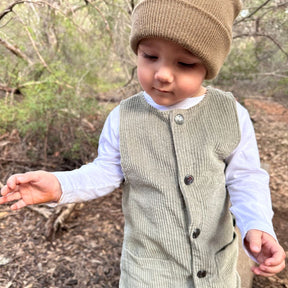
left=154, top=88, right=171, bottom=94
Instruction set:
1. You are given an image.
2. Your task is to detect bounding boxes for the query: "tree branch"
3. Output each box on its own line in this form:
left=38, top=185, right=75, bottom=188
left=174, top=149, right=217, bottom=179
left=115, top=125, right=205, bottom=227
left=0, top=1, right=27, bottom=21
left=233, top=33, right=288, bottom=58
left=0, top=37, right=33, bottom=65
left=256, top=72, right=288, bottom=79
left=124, top=66, right=137, bottom=87
left=0, top=157, right=57, bottom=168
left=22, top=23, right=52, bottom=72
left=0, top=84, right=21, bottom=95
left=85, top=0, right=113, bottom=43
left=0, top=0, right=73, bottom=21
left=234, top=0, right=274, bottom=25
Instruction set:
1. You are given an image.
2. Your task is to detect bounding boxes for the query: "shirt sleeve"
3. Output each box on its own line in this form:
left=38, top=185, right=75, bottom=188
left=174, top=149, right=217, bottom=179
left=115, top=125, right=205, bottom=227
left=53, top=105, right=123, bottom=204
left=226, top=102, right=277, bottom=249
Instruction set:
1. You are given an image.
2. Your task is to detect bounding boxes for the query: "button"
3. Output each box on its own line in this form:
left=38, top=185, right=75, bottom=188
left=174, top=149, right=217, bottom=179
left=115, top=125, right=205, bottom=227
left=197, top=270, right=207, bottom=278
left=174, top=114, right=184, bottom=125
left=192, top=228, right=201, bottom=239
left=184, top=175, right=194, bottom=185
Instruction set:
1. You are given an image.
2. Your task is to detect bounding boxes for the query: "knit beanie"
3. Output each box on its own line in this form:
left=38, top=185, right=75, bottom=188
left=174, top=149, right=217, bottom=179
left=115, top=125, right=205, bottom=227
left=130, top=0, right=242, bottom=80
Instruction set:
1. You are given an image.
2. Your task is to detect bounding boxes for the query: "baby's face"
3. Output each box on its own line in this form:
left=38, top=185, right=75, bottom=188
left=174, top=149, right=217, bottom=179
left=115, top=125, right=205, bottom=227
left=137, top=38, right=207, bottom=106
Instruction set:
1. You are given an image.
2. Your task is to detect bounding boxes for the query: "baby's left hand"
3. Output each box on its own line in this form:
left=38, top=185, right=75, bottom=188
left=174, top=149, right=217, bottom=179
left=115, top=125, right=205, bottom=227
left=245, top=229, right=286, bottom=277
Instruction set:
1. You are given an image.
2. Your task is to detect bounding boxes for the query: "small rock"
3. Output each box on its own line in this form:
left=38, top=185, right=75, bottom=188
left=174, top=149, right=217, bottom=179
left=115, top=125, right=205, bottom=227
left=0, top=255, right=12, bottom=266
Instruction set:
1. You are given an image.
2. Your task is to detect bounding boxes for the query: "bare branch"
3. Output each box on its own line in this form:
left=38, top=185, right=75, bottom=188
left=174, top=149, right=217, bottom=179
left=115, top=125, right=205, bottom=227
left=10, top=8, right=54, bottom=73
left=0, top=157, right=57, bottom=168
left=85, top=0, right=113, bottom=43
left=18, top=80, right=74, bottom=89
left=0, top=0, right=27, bottom=21
left=234, top=0, right=274, bottom=25
left=0, top=80, right=73, bottom=98
left=66, top=3, right=87, bottom=15
left=256, top=72, right=288, bottom=78
left=0, top=16, right=16, bottom=29
left=0, top=36, right=33, bottom=65
left=0, top=1, right=78, bottom=21
left=23, top=23, right=52, bottom=72
left=124, top=66, right=137, bottom=87
left=0, top=84, right=21, bottom=95
left=233, top=33, right=288, bottom=58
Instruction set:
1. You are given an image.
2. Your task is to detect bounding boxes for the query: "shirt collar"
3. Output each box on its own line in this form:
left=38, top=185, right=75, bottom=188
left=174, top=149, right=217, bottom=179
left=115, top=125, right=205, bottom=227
left=143, top=91, right=205, bottom=111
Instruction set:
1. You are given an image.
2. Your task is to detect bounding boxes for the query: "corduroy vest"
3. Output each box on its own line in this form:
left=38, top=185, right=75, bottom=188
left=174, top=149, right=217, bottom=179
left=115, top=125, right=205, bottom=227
left=119, top=87, right=241, bottom=288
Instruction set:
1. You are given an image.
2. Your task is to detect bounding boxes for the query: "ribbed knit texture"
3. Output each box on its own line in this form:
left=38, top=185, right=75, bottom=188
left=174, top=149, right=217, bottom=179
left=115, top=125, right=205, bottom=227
left=119, top=88, right=241, bottom=287
left=130, top=0, right=242, bottom=79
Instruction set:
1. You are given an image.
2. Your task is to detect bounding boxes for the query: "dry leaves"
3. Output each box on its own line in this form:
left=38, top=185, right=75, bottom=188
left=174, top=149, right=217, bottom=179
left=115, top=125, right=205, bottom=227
left=244, top=97, right=288, bottom=288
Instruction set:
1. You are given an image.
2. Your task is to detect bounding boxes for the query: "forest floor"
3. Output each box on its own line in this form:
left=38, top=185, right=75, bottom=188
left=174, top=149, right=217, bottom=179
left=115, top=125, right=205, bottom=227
left=0, top=93, right=287, bottom=288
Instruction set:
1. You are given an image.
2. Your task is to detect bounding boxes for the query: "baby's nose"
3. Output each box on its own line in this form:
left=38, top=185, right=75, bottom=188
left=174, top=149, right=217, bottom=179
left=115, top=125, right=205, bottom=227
left=155, top=65, right=173, bottom=83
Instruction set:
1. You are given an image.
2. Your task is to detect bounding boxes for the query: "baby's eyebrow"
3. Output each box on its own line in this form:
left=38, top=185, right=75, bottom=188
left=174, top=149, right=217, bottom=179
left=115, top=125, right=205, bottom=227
left=138, top=43, right=154, bottom=50
left=138, top=45, right=157, bottom=55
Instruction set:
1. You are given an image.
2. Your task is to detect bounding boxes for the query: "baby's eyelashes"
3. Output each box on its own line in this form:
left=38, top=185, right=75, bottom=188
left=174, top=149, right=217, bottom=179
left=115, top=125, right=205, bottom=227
left=142, top=52, right=158, bottom=60
left=178, top=62, right=196, bottom=68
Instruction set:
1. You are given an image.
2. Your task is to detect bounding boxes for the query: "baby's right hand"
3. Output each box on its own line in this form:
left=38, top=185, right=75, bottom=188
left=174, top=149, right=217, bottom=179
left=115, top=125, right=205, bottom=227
left=0, top=171, right=62, bottom=210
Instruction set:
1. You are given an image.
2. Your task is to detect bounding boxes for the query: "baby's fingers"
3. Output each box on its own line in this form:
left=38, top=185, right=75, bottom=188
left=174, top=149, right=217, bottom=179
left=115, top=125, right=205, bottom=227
left=11, top=199, right=27, bottom=210
left=2, top=172, right=35, bottom=196
left=1, top=174, right=22, bottom=195
left=264, top=247, right=286, bottom=267
left=1, top=184, right=9, bottom=196
left=0, top=191, right=21, bottom=204
left=253, top=260, right=286, bottom=277
left=252, top=266, right=276, bottom=277
left=1, top=184, right=19, bottom=197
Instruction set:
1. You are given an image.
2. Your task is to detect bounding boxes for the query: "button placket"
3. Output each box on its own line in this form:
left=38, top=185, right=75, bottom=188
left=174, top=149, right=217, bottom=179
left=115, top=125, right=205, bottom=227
left=172, top=111, right=206, bottom=281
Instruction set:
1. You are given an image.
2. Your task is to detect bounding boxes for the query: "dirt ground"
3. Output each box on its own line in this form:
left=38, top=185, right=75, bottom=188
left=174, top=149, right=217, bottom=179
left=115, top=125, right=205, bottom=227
left=0, top=94, right=287, bottom=288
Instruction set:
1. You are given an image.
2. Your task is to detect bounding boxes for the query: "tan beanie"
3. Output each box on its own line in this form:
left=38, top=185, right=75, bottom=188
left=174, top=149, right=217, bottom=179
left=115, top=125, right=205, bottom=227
left=130, top=0, right=242, bottom=80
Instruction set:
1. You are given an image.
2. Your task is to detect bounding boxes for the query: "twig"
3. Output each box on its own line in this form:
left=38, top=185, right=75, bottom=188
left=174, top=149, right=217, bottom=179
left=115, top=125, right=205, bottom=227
left=234, top=0, right=273, bottom=25
left=233, top=33, right=288, bottom=58
left=0, top=37, right=33, bottom=65
left=255, top=72, right=288, bottom=79
left=27, top=205, right=53, bottom=219
left=20, top=19, right=52, bottom=72
left=0, top=1, right=27, bottom=21
left=0, top=84, right=22, bottom=95
left=0, top=1, right=66, bottom=21
left=85, top=0, right=113, bottom=44
left=0, top=16, right=15, bottom=29
left=19, top=80, right=74, bottom=89
left=124, top=66, right=137, bottom=87
left=0, top=79, right=74, bottom=97
left=45, top=203, right=77, bottom=240
left=0, top=157, right=57, bottom=169
left=272, top=151, right=288, bottom=162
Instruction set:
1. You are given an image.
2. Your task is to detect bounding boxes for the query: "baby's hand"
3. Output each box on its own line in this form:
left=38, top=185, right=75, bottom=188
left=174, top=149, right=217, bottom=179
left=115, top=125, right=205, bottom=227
left=245, top=229, right=286, bottom=277
left=0, top=171, right=62, bottom=210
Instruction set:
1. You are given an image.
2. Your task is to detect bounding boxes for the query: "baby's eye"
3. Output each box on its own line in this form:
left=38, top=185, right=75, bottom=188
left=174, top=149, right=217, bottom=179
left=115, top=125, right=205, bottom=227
left=143, top=53, right=158, bottom=60
left=178, top=62, right=196, bottom=68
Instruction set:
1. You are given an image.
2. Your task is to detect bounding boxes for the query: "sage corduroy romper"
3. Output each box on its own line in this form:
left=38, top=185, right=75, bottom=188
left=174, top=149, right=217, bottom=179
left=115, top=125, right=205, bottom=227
left=119, top=87, right=241, bottom=288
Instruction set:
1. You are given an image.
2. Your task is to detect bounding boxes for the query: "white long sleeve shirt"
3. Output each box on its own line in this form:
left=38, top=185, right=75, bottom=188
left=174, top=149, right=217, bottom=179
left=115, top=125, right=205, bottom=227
left=54, top=91, right=276, bottom=248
